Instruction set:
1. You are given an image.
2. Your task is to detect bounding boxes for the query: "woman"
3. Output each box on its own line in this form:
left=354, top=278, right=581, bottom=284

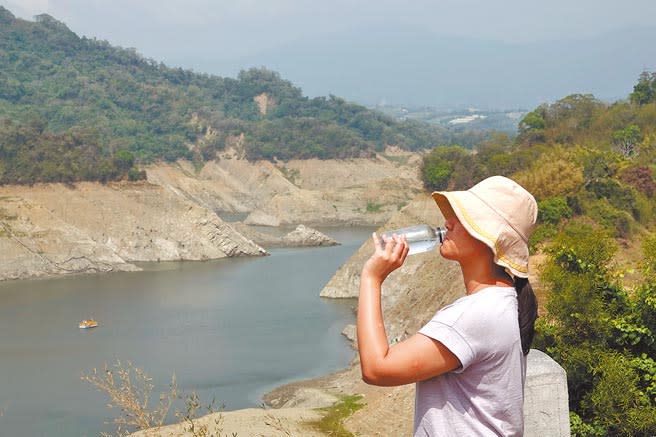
left=357, top=175, right=538, bottom=436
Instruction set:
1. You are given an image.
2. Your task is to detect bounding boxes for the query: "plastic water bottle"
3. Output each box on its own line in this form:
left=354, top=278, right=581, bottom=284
left=379, top=224, right=447, bottom=255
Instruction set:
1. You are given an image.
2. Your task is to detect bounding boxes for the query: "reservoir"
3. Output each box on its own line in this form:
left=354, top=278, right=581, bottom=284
left=0, top=227, right=373, bottom=436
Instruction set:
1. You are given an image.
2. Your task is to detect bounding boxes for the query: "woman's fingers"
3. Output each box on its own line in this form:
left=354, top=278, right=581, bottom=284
left=366, top=232, right=408, bottom=276
left=373, top=232, right=399, bottom=255
left=391, top=234, right=408, bottom=265
left=372, top=232, right=382, bottom=251
left=396, top=235, right=409, bottom=260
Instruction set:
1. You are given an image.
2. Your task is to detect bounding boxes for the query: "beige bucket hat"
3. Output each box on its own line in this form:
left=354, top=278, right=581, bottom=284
left=432, top=176, right=538, bottom=278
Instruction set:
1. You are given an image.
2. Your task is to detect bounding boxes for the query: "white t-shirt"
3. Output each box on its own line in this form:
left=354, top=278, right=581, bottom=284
left=414, top=286, right=526, bottom=436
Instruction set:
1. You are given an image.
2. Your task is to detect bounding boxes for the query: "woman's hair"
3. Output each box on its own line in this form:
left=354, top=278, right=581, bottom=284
left=514, top=277, right=538, bottom=355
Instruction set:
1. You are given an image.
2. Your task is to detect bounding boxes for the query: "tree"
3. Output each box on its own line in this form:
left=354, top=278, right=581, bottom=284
left=520, top=110, right=546, bottom=130
left=113, top=150, right=135, bottom=173
left=612, top=125, right=642, bottom=157
left=420, top=145, right=470, bottom=191
left=631, top=71, right=656, bottom=106
left=518, top=105, right=547, bottom=144
left=512, top=148, right=584, bottom=200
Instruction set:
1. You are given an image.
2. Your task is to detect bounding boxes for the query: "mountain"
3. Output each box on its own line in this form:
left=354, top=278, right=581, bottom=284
left=0, top=6, right=455, bottom=185
left=197, top=25, right=656, bottom=109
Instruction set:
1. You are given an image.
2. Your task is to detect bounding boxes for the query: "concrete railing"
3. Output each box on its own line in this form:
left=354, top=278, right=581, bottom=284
left=524, top=349, right=570, bottom=436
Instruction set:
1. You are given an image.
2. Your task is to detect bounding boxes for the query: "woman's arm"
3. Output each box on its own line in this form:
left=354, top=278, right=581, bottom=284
left=357, top=233, right=460, bottom=387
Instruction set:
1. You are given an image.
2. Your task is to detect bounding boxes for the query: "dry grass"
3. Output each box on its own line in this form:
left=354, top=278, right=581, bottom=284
left=82, top=360, right=245, bottom=436
left=173, top=392, right=232, bottom=437
left=82, top=360, right=178, bottom=436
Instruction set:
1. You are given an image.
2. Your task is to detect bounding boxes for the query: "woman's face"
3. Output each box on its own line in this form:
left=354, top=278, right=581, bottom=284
left=439, top=215, right=489, bottom=263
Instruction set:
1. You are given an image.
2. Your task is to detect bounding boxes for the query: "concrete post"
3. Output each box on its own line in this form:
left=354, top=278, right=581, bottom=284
left=524, top=349, right=570, bottom=436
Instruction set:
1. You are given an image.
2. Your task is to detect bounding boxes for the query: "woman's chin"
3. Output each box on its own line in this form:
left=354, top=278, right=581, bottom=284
left=439, top=246, right=454, bottom=260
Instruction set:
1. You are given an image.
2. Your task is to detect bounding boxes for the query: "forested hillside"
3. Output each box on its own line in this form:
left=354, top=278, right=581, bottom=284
left=0, top=6, right=458, bottom=185
left=421, top=74, right=656, bottom=436
left=421, top=76, right=656, bottom=240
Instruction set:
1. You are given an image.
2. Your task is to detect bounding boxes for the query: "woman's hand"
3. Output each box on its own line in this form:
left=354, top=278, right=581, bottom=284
left=361, top=232, right=409, bottom=284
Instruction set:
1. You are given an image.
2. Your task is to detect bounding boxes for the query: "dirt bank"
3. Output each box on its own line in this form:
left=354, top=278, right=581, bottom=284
left=146, top=148, right=423, bottom=227
left=0, top=148, right=422, bottom=281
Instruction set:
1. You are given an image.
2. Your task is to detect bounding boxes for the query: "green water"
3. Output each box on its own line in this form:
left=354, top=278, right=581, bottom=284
left=0, top=227, right=373, bottom=436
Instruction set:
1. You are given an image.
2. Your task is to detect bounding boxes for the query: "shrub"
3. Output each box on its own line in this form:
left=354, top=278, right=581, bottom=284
left=365, top=202, right=382, bottom=213
left=538, top=196, right=572, bottom=225
left=587, top=178, right=639, bottom=217
left=127, top=168, right=146, bottom=181
left=82, top=360, right=233, bottom=437
left=584, top=198, right=634, bottom=238
left=512, top=149, right=584, bottom=200
left=308, top=394, right=365, bottom=436
left=81, top=360, right=178, bottom=435
left=641, top=234, right=656, bottom=280
left=529, top=223, right=558, bottom=251
left=420, top=145, right=470, bottom=191
left=536, top=221, right=656, bottom=435
left=620, top=165, right=656, bottom=197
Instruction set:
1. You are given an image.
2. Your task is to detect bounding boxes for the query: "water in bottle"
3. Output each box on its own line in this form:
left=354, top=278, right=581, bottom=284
left=379, top=224, right=446, bottom=255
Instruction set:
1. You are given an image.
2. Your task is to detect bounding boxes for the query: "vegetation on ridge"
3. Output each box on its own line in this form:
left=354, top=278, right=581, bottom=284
left=0, top=6, right=470, bottom=185
left=421, top=82, right=656, bottom=241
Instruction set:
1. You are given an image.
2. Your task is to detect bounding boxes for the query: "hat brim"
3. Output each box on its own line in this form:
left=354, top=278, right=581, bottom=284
left=432, top=191, right=530, bottom=278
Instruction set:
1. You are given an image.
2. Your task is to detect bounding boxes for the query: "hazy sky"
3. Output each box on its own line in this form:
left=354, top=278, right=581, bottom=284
left=3, top=0, right=656, bottom=108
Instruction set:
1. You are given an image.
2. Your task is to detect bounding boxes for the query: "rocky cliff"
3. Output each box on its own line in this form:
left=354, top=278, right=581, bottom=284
left=0, top=181, right=265, bottom=281
left=232, top=223, right=339, bottom=248
left=145, top=146, right=422, bottom=226
left=0, top=148, right=422, bottom=281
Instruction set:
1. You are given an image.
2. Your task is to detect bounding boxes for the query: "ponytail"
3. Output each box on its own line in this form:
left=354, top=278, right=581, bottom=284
left=514, top=277, right=538, bottom=355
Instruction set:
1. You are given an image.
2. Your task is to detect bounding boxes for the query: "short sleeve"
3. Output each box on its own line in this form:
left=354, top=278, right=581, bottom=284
left=418, top=300, right=476, bottom=372
left=419, top=320, right=475, bottom=372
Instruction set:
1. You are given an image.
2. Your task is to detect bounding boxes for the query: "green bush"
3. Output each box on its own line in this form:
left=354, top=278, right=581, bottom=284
left=536, top=221, right=656, bottom=436
left=365, top=202, right=383, bottom=213
left=127, top=168, right=146, bottom=181
left=587, top=178, right=639, bottom=217
left=309, top=394, right=365, bottom=436
left=420, top=145, right=471, bottom=191
left=583, top=198, right=634, bottom=238
left=528, top=222, right=558, bottom=251
left=538, top=196, right=572, bottom=224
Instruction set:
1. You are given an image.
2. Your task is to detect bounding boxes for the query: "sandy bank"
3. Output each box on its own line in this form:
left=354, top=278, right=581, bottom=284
left=132, top=407, right=325, bottom=436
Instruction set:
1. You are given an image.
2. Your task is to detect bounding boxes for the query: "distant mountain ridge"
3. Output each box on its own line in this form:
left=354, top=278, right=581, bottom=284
left=201, top=25, right=656, bottom=108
